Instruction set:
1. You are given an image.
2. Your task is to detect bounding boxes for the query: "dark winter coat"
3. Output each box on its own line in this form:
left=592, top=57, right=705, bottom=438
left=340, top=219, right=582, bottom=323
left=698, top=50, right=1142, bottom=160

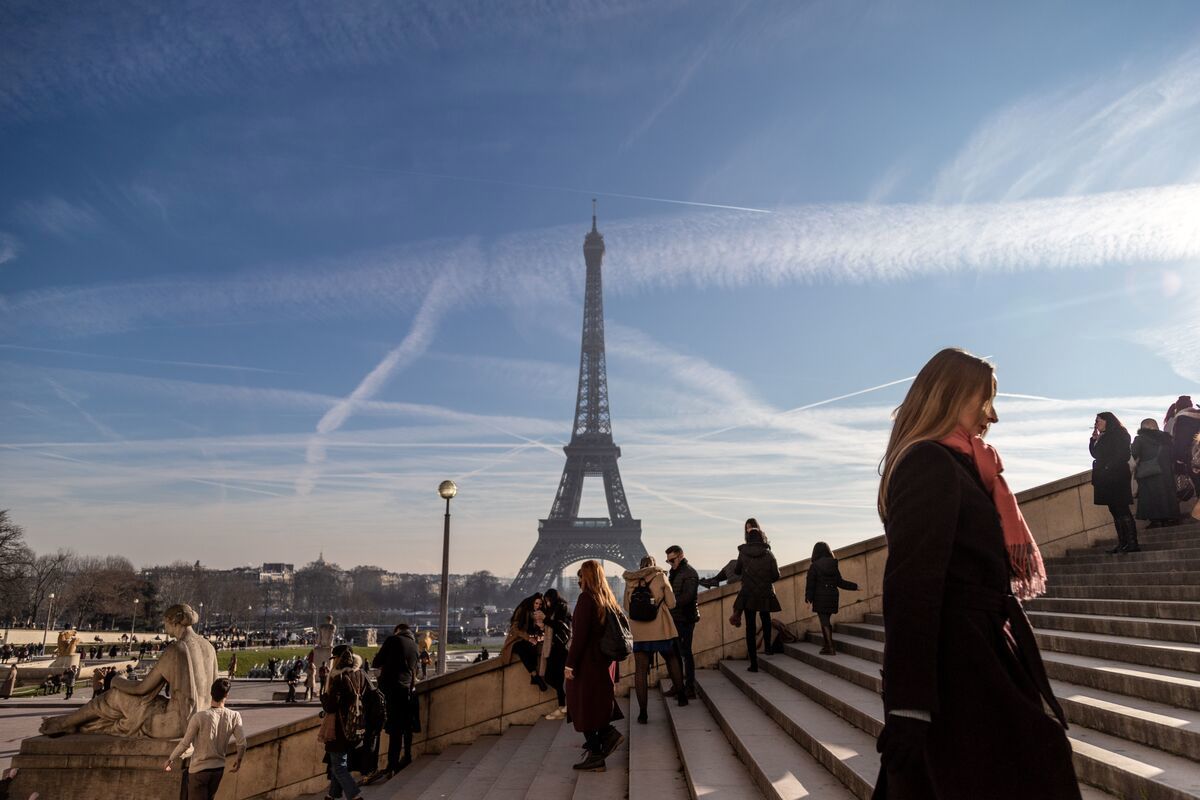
left=1170, top=409, right=1200, bottom=472
left=733, top=542, right=782, bottom=613
left=564, top=591, right=622, bottom=733
left=1132, top=428, right=1179, bottom=521
left=667, top=559, right=700, bottom=624
left=372, top=630, right=419, bottom=689
left=1090, top=427, right=1132, bottom=506
left=805, top=557, right=858, bottom=616
left=876, top=442, right=1079, bottom=800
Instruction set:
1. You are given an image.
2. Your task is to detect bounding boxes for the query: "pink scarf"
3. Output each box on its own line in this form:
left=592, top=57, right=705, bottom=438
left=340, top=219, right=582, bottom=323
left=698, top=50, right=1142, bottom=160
left=939, top=427, right=1047, bottom=600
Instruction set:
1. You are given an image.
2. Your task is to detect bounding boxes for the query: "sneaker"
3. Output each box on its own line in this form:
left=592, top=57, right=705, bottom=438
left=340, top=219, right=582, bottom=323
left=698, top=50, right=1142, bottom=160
left=636, top=711, right=648, bottom=724
left=544, top=706, right=567, bottom=720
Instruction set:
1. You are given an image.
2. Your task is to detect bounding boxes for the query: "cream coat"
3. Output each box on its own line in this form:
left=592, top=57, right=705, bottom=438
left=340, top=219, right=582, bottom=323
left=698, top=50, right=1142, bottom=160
left=622, top=567, right=679, bottom=643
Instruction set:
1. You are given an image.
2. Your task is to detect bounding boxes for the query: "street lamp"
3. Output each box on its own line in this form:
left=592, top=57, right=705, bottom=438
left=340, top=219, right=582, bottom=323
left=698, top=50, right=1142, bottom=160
left=41, top=593, right=55, bottom=650
left=198, top=602, right=205, bottom=634
left=130, top=598, right=139, bottom=638
left=247, top=605, right=252, bottom=647
left=437, top=480, right=457, bottom=676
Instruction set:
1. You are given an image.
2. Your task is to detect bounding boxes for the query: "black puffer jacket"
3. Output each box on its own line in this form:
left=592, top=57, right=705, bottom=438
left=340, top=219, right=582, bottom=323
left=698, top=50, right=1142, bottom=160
left=1090, top=428, right=1132, bottom=506
left=733, top=542, right=782, bottom=613
left=805, top=556, right=858, bottom=616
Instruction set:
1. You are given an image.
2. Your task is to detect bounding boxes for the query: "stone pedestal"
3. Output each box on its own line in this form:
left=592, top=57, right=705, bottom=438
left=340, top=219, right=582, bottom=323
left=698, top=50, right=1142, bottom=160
left=10, top=734, right=184, bottom=799
left=313, top=646, right=332, bottom=673
left=48, top=653, right=81, bottom=672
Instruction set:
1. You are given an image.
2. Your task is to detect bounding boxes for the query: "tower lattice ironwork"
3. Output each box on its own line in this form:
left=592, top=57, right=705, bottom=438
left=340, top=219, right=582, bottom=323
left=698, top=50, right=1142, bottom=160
left=509, top=205, right=647, bottom=597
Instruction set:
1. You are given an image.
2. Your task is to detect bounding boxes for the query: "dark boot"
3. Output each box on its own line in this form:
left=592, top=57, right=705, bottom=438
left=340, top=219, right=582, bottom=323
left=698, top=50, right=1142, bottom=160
left=1121, top=517, right=1141, bottom=552
left=820, top=624, right=837, bottom=656
left=1108, top=521, right=1127, bottom=554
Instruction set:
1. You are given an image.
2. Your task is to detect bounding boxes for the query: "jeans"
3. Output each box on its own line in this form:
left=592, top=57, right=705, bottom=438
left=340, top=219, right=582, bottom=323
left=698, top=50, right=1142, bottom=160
left=327, top=751, right=359, bottom=799
left=673, top=617, right=696, bottom=689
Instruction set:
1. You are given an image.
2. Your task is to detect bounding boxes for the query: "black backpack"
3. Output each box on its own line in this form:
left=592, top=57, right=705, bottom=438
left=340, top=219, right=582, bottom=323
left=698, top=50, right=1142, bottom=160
left=599, top=607, right=633, bottom=662
left=361, top=674, right=387, bottom=735
left=628, top=578, right=659, bottom=622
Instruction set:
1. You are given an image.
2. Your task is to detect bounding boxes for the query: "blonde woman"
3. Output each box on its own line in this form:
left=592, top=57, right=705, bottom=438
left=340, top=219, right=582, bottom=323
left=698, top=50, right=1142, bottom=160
left=623, top=555, right=688, bottom=724
left=565, top=560, right=626, bottom=772
left=873, top=349, right=1078, bottom=800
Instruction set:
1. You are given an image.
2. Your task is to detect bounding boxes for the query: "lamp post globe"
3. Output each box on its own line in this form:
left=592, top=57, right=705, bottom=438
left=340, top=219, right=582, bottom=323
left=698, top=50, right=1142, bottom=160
left=436, top=480, right=457, bottom=675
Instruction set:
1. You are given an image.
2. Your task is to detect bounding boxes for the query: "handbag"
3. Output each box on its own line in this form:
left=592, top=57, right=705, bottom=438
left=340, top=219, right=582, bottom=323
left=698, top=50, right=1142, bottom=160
left=1179, top=473, right=1197, bottom=502
left=1136, top=458, right=1162, bottom=479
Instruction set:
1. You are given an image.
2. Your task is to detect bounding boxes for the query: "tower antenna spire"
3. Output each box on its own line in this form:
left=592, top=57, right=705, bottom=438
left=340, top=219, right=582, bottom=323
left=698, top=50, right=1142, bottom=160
left=592, top=198, right=597, bottom=231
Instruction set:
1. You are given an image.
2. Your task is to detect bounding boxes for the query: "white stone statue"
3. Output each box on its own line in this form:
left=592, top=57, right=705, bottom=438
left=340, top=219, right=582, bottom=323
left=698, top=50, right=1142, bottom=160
left=316, top=615, right=337, bottom=648
left=39, top=604, right=217, bottom=739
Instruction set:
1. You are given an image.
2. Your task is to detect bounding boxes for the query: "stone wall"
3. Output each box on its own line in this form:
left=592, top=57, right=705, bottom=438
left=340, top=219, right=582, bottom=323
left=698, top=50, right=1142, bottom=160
left=11, top=714, right=328, bottom=800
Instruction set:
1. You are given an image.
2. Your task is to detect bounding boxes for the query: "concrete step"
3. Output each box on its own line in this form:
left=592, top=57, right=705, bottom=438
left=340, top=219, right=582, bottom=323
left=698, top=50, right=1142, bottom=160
left=415, top=735, right=499, bottom=800
left=1036, top=628, right=1200, bottom=673
left=628, top=689, right=689, bottom=800
left=1027, top=611, right=1200, bottom=644
left=663, top=676, right=768, bottom=800
left=844, top=618, right=1200, bottom=673
left=709, top=662, right=876, bottom=799
left=1048, top=546, right=1200, bottom=567
left=861, top=611, right=1200, bottom=644
left=478, top=718, right=564, bottom=800
left=751, top=648, right=1194, bottom=799
left=1050, top=561, right=1200, bottom=578
left=571, top=698, right=629, bottom=800
left=1026, top=597, right=1200, bottom=622
left=452, top=725, right=531, bottom=798
left=516, top=720, right=581, bottom=800
left=386, top=744, right=467, bottom=800
left=810, top=631, right=1200, bottom=712
left=377, top=753, right=438, bottom=800
left=784, top=638, right=1200, bottom=761
left=689, top=667, right=858, bottom=800
left=1063, top=529, right=1200, bottom=557
left=1044, top=584, right=1200, bottom=602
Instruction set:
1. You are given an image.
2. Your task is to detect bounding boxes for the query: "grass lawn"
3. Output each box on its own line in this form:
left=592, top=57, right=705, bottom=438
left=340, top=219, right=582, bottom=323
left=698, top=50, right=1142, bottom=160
left=215, top=643, right=482, bottom=676
left=217, top=646, right=380, bottom=677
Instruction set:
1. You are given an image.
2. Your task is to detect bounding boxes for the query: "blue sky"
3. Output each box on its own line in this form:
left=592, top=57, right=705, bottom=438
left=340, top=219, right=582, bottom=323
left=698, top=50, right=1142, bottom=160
left=1, top=1, right=1198, bottom=575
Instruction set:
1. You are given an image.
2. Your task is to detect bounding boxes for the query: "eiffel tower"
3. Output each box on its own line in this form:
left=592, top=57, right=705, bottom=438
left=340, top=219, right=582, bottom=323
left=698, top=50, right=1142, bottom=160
left=509, top=204, right=648, bottom=598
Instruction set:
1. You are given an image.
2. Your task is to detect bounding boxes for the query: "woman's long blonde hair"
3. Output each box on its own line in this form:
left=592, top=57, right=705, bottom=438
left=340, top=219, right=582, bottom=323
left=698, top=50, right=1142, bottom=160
left=578, top=560, right=621, bottom=622
left=878, top=348, right=995, bottom=522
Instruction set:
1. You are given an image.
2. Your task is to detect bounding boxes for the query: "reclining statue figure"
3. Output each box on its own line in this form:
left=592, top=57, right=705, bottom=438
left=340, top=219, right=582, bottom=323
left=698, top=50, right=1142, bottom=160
left=39, top=603, right=217, bottom=738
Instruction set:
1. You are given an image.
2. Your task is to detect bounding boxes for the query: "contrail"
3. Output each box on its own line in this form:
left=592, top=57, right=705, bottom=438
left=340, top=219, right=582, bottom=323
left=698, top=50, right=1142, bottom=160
left=266, top=157, right=773, bottom=214
left=693, top=375, right=917, bottom=441
left=0, top=343, right=289, bottom=374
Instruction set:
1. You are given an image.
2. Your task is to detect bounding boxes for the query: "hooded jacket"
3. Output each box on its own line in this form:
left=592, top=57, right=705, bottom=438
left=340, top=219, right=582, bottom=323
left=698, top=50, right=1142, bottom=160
left=1132, top=427, right=1180, bottom=521
left=622, top=566, right=679, bottom=642
left=320, top=653, right=366, bottom=753
left=734, top=542, right=782, bottom=613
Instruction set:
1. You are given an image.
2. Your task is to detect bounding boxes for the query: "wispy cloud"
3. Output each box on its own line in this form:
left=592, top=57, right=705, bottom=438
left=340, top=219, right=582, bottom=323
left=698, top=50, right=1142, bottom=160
left=17, top=196, right=100, bottom=237
left=934, top=45, right=1200, bottom=201
left=0, top=344, right=291, bottom=374
left=43, top=377, right=121, bottom=441
left=0, top=1, right=676, bottom=122
left=296, top=277, right=458, bottom=495
left=9, top=182, right=1200, bottom=343
left=0, top=231, right=17, bottom=265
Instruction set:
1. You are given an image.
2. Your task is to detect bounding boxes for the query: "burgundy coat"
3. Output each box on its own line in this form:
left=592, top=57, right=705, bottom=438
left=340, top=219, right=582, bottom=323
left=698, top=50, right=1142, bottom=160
left=564, top=592, right=622, bottom=733
left=876, top=442, right=1080, bottom=800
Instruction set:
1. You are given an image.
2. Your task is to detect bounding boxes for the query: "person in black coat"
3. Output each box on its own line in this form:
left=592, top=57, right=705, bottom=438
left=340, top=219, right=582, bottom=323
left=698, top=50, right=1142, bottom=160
left=540, top=588, right=572, bottom=719
left=1131, top=419, right=1180, bottom=527
left=874, top=348, right=1079, bottom=800
left=804, top=541, right=858, bottom=656
left=1090, top=411, right=1138, bottom=553
left=371, top=623, right=419, bottom=776
left=733, top=519, right=781, bottom=673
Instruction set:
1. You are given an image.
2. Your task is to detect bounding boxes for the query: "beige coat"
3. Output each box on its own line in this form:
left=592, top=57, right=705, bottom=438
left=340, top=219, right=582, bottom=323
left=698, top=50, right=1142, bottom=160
left=622, top=567, right=679, bottom=643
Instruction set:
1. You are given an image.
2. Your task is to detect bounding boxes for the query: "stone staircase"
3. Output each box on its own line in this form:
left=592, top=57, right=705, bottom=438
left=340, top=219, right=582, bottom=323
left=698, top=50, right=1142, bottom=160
left=305, top=518, right=1200, bottom=799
